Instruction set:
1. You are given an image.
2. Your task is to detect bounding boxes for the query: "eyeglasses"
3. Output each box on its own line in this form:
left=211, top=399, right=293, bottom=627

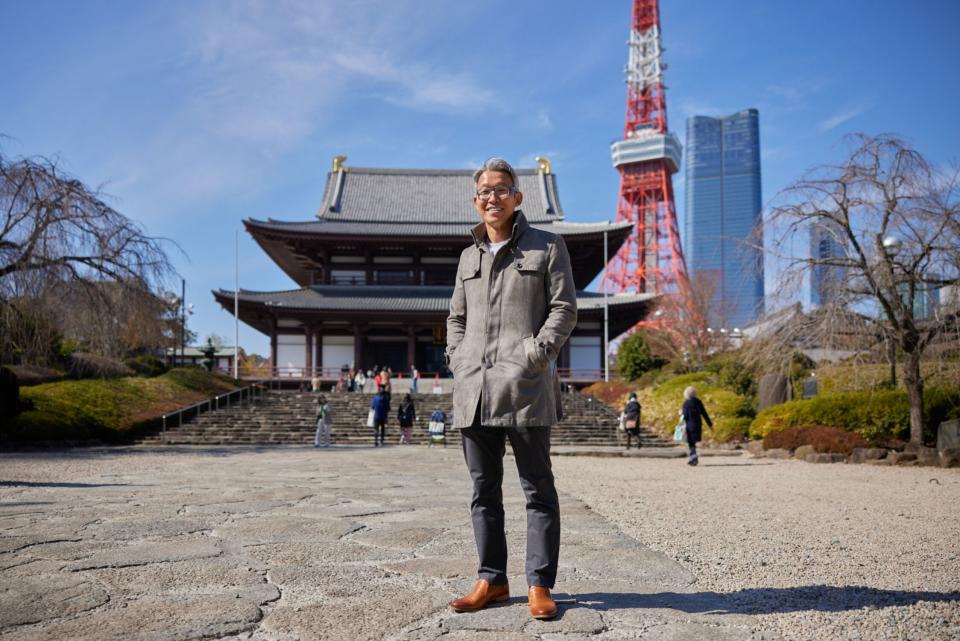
left=476, top=186, right=516, bottom=200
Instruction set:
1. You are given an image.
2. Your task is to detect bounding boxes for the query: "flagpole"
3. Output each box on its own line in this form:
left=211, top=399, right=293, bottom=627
left=234, top=228, right=239, bottom=380
left=603, top=222, right=609, bottom=382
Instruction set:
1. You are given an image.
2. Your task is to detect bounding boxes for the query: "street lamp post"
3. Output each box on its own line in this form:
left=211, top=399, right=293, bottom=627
left=881, top=235, right=902, bottom=386
left=181, top=279, right=186, bottom=363
left=179, top=278, right=194, bottom=366
left=603, top=222, right=609, bottom=382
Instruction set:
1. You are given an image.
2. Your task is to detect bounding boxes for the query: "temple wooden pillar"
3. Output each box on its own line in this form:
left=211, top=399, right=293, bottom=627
left=353, top=323, right=365, bottom=371
left=304, top=324, right=314, bottom=376
left=407, top=326, right=416, bottom=371
left=269, top=319, right=278, bottom=376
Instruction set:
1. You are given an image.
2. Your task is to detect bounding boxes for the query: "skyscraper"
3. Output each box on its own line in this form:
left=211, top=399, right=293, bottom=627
left=810, top=220, right=846, bottom=308
left=683, top=108, right=763, bottom=328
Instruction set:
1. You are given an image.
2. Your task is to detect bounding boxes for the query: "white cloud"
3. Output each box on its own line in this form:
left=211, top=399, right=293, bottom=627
left=534, top=109, right=553, bottom=130
left=817, top=104, right=870, bottom=132
left=102, top=1, right=501, bottom=214
left=332, top=50, right=495, bottom=113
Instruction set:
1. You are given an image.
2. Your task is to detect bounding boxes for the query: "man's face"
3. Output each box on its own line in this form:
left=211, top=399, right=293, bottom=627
left=473, top=170, right=523, bottom=235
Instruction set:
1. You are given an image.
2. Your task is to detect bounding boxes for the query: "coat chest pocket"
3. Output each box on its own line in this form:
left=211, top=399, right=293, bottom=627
left=510, top=254, right=546, bottom=296
left=460, top=252, right=483, bottom=306
left=512, top=254, right=546, bottom=276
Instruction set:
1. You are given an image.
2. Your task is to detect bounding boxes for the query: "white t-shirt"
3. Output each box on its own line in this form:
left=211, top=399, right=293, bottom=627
left=486, top=239, right=510, bottom=257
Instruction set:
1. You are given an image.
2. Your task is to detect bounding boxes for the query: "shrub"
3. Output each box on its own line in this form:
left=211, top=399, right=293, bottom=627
left=750, top=388, right=960, bottom=445
left=705, top=352, right=757, bottom=398
left=125, top=355, right=168, bottom=377
left=763, top=424, right=867, bottom=454
left=615, top=332, right=667, bottom=381
left=65, top=352, right=133, bottom=379
left=582, top=380, right=636, bottom=408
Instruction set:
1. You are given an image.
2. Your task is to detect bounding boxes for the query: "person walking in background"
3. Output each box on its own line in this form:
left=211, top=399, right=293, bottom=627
left=681, top=386, right=713, bottom=466
left=314, top=394, right=333, bottom=448
left=410, top=365, right=420, bottom=394
left=370, top=389, right=390, bottom=447
left=622, top=392, right=642, bottom=449
left=354, top=368, right=367, bottom=393
left=398, top=393, right=416, bottom=444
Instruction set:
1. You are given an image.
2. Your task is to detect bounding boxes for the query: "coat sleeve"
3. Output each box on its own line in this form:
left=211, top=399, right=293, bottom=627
left=445, top=253, right=468, bottom=364
left=699, top=399, right=713, bottom=427
left=535, top=235, right=578, bottom=360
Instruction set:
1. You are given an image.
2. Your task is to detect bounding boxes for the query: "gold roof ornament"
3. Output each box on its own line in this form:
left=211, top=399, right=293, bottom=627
left=535, top=156, right=552, bottom=175
left=332, top=155, right=348, bottom=172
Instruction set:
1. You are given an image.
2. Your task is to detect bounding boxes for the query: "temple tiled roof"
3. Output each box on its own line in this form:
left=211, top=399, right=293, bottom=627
left=244, top=217, right=633, bottom=239
left=316, top=167, right=564, bottom=223
left=216, top=286, right=655, bottom=314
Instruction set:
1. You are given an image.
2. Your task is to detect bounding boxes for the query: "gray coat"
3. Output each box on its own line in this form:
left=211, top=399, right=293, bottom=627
left=446, top=210, right=577, bottom=428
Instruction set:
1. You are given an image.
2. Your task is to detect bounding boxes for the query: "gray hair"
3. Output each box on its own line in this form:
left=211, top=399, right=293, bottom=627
left=683, top=386, right=697, bottom=400
left=473, top=157, right=519, bottom=189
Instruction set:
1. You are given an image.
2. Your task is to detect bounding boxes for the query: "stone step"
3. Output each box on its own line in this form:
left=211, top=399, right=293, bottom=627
left=141, top=390, right=674, bottom=448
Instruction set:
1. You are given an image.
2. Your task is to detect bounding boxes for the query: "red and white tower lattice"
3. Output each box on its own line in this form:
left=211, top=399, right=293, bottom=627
left=603, top=0, right=689, bottom=300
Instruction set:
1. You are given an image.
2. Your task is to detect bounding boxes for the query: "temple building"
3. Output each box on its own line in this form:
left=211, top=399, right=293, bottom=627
left=214, top=157, right=656, bottom=383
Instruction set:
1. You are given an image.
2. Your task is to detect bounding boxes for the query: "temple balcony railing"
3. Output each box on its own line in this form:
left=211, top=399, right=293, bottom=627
left=234, top=366, right=604, bottom=385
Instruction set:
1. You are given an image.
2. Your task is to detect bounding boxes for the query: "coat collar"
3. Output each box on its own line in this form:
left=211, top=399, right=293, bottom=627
left=471, top=210, right=529, bottom=249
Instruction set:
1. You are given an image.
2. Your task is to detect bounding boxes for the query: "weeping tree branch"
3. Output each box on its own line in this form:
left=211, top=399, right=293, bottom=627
left=1, top=146, right=180, bottom=363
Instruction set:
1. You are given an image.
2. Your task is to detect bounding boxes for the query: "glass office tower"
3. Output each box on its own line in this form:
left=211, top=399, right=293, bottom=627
left=683, top=108, right=764, bottom=328
left=810, top=220, right=846, bottom=308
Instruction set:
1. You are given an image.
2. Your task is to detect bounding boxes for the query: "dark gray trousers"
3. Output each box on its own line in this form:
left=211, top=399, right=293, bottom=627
left=460, top=424, right=560, bottom=588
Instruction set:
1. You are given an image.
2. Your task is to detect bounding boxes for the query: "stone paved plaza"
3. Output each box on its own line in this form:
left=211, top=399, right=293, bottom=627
left=1, top=445, right=957, bottom=640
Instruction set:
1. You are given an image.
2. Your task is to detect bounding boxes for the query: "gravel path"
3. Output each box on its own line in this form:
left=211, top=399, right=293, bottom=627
left=553, top=455, right=960, bottom=641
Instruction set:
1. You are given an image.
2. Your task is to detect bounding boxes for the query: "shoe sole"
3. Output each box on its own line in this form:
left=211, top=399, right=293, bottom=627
left=450, top=595, right=510, bottom=613
left=531, top=609, right=558, bottom=620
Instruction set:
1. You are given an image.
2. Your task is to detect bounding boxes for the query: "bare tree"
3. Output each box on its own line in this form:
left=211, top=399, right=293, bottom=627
left=640, top=270, right=733, bottom=370
left=1, top=146, right=177, bottom=363
left=760, top=133, right=960, bottom=444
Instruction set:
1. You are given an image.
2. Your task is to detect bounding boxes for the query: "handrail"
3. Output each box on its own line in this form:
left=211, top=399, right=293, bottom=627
left=161, top=384, right=265, bottom=434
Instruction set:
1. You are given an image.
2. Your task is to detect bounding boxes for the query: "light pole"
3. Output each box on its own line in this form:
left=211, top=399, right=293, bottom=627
left=881, top=235, right=901, bottom=386
left=180, top=278, right=194, bottom=366
left=234, top=229, right=240, bottom=380
left=603, top=222, right=610, bottom=382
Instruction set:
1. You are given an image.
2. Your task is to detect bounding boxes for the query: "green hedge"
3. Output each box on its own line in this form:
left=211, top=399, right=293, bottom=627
left=4, top=368, right=238, bottom=442
left=749, top=387, right=960, bottom=444
left=636, top=371, right=755, bottom=443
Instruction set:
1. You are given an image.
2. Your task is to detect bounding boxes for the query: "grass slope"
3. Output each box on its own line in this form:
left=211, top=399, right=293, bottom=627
left=5, top=368, right=239, bottom=442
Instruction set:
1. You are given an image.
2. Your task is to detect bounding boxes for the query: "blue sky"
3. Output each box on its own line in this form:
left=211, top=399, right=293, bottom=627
left=3, top=0, right=958, bottom=355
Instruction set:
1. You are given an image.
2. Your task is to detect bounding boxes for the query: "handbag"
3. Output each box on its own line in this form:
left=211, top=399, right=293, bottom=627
left=366, top=409, right=376, bottom=428
left=618, top=413, right=626, bottom=432
left=673, top=419, right=686, bottom=442
left=625, top=419, right=638, bottom=430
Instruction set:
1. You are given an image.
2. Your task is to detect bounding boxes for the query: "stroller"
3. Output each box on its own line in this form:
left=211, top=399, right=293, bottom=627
left=428, top=409, right=447, bottom=448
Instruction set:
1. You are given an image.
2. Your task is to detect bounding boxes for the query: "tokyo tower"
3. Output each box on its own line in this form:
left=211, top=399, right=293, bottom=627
left=603, top=0, right=689, bottom=301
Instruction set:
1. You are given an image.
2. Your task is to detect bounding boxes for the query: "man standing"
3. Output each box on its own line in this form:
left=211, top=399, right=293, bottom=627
left=446, top=158, right=577, bottom=620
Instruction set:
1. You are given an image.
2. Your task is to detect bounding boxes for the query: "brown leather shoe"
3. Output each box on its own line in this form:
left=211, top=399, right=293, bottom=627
left=528, top=586, right=558, bottom=620
left=450, top=579, right=510, bottom=612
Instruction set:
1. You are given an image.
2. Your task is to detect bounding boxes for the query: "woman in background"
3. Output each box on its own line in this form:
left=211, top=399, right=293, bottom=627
left=397, top=393, right=416, bottom=444
left=681, top=386, right=713, bottom=466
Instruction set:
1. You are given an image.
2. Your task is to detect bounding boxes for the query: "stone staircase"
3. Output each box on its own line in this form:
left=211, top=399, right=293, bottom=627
left=140, top=390, right=672, bottom=448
